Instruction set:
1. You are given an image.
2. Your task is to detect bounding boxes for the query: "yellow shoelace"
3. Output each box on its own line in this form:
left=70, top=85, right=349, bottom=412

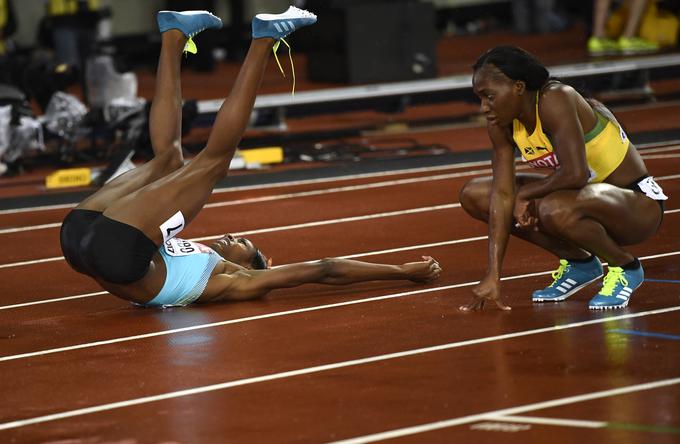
left=272, top=38, right=296, bottom=95
left=549, top=259, right=569, bottom=287
left=184, top=36, right=198, bottom=55
left=182, top=36, right=296, bottom=94
left=598, top=267, right=628, bottom=296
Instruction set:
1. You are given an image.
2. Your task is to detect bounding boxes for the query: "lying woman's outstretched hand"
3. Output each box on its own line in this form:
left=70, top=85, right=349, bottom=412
left=403, top=256, right=442, bottom=283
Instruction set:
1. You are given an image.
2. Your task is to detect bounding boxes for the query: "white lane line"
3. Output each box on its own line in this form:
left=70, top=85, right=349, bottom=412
left=212, top=160, right=495, bottom=194
left=1, top=310, right=679, bottom=431
left=0, top=256, right=65, bottom=269
left=333, top=377, right=680, bottom=444
left=1, top=158, right=675, bottom=235
left=0, top=167, right=492, bottom=235
left=0, top=168, right=489, bottom=234
left=1, top=231, right=679, bottom=312
left=485, top=415, right=605, bottom=429
left=192, top=203, right=460, bottom=242
left=0, top=237, right=489, bottom=310
left=656, top=173, right=680, bottom=181
left=0, top=292, right=108, bottom=311
left=204, top=168, right=496, bottom=210
left=339, top=236, right=487, bottom=260
left=0, top=202, right=75, bottom=216
left=0, top=161, right=493, bottom=216
left=1, top=142, right=676, bottom=218
left=0, top=203, right=462, bottom=268
left=637, top=142, right=680, bottom=152
left=0, top=273, right=523, bottom=362
left=1, top=250, right=679, bottom=361
left=0, top=222, right=62, bottom=235
left=641, top=154, right=680, bottom=160
left=4, top=201, right=679, bottom=271
left=0, top=237, right=485, bottom=311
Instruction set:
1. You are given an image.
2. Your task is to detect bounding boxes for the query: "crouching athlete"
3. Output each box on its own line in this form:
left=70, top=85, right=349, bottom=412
left=59, top=9, right=442, bottom=308
left=458, top=46, right=667, bottom=311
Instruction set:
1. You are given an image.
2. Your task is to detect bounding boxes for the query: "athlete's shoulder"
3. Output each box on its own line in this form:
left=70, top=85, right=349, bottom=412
left=538, top=82, right=580, bottom=123
left=540, top=81, right=578, bottom=103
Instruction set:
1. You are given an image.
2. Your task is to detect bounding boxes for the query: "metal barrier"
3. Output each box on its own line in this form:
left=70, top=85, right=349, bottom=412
left=197, top=53, right=680, bottom=122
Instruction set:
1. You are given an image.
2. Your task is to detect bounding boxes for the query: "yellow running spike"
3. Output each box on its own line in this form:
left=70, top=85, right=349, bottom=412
left=272, top=38, right=296, bottom=95
left=184, top=37, right=198, bottom=55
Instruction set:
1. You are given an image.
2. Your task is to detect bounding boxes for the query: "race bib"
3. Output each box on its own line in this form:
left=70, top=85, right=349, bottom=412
left=164, top=238, right=210, bottom=257
left=637, top=177, right=668, bottom=201
left=160, top=210, right=185, bottom=242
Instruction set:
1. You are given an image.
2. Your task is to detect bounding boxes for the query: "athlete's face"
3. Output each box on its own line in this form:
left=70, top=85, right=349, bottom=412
left=472, top=64, right=525, bottom=126
left=213, top=234, right=259, bottom=268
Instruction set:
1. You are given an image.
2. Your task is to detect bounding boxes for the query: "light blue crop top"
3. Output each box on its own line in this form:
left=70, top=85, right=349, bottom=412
left=145, top=238, right=222, bottom=308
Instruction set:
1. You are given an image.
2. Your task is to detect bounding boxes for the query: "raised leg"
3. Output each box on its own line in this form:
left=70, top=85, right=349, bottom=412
left=97, top=7, right=317, bottom=244
left=101, top=37, right=275, bottom=245
left=199, top=37, right=274, bottom=162
left=76, top=30, right=186, bottom=212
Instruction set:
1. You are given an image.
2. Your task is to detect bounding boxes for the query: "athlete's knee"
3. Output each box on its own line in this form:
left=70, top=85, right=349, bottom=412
left=192, top=150, right=230, bottom=177
left=459, top=178, right=489, bottom=219
left=158, top=149, right=184, bottom=173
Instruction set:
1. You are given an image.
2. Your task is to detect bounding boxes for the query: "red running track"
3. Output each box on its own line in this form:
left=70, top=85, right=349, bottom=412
left=0, top=146, right=678, bottom=443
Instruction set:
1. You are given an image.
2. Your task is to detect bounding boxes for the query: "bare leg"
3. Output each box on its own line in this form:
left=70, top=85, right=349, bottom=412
left=537, top=183, right=661, bottom=265
left=459, top=174, right=592, bottom=260
left=101, top=37, right=275, bottom=245
left=200, top=39, right=275, bottom=162
left=622, top=0, right=648, bottom=38
left=76, top=31, right=186, bottom=212
left=592, top=0, right=612, bottom=38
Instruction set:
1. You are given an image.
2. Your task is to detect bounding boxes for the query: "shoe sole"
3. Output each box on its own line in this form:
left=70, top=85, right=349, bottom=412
left=588, top=299, right=629, bottom=310
left=532, top=274, right=603, bottom=302
left=157, top=10, right=221, bottom=35
left=588, top=282, right=642, bottom=310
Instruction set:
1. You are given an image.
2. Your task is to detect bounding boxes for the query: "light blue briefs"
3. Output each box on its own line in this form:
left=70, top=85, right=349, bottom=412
left=144, top=238, right=222, bottom=308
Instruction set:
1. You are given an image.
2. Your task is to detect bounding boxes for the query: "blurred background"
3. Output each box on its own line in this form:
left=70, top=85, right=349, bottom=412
left=0, top=0, right=679, bottom=205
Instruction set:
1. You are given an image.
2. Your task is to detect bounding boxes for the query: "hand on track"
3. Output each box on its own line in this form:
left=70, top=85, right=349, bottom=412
left=460, top=275, right=512, bottom=311
left=404, top=256, right=442, bottom=283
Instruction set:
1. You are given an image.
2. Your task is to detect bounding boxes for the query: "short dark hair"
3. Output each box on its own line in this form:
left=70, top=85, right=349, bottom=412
left=251, top=249, right=268, bottom=269
left=473, top=46, right=549, bottom=91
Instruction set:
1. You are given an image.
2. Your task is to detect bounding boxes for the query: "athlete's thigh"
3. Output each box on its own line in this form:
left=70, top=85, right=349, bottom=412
left=77, top=151, right=182, bottom=212
left=462, top=172, right=547, bottom=204
left=554, top=183, right=660, bottom=245
left=101, top=154, right=225, bottom=244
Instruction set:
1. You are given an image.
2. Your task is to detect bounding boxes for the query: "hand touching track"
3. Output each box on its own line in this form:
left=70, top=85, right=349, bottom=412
left=404, top=256, right=442, bottom=283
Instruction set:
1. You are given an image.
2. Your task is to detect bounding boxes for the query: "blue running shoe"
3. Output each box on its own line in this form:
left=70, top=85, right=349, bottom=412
left=588, top=264, right=644, bottom=310
left=532, top=257, right=603, bottom=302
left=157, top=10, right=222, bottom=53
left=252, top=6, right=317, bottom=40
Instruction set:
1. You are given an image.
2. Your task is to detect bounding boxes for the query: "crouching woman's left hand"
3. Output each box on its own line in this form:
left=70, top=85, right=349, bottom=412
left=460, top=274, right=512, bottom=312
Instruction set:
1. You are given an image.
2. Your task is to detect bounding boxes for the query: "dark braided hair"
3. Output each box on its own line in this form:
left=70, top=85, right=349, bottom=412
left=251, top=249, right=268, bottom=269
left=473, top=46, right=550, bottom=91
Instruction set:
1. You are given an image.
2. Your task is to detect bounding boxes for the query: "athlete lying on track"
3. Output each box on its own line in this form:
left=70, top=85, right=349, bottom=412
left=459, top=46, right=667, bottom=311
left=59, top=8, right=441, bottom=308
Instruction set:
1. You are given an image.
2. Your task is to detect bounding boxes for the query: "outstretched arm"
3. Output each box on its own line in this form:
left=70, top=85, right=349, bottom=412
left=460, top=123, right=515, bottom=312
left=201, top=257, right=441, bottom=303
